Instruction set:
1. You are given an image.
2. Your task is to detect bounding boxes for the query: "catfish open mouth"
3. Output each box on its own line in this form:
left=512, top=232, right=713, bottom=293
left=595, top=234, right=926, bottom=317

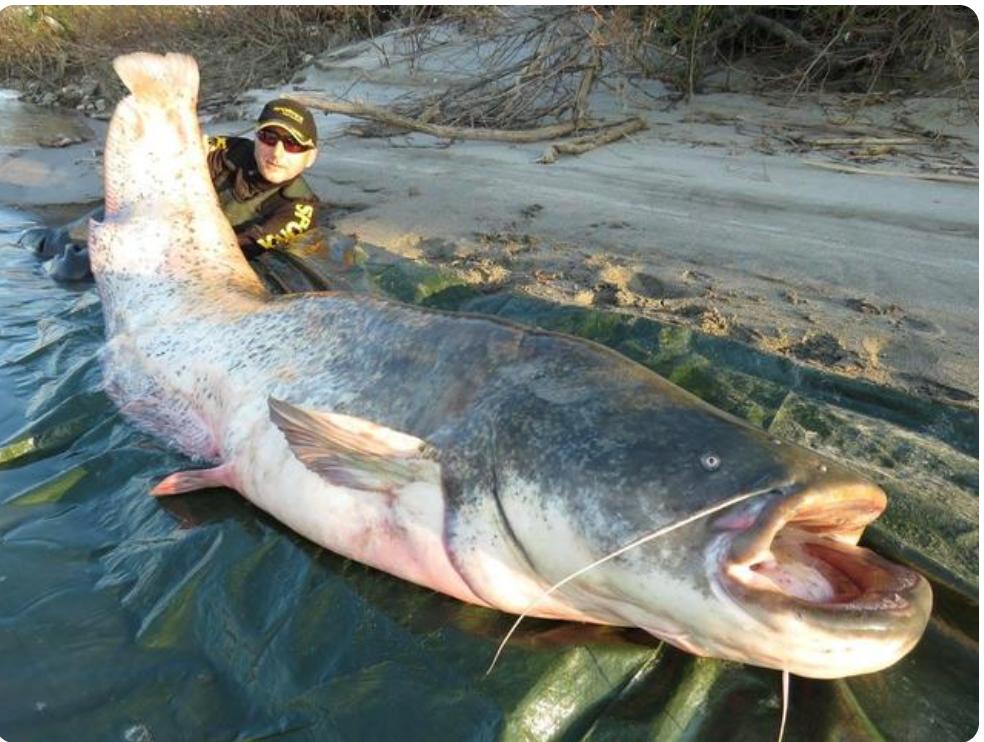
left=716, top=485, right=929, bottom=614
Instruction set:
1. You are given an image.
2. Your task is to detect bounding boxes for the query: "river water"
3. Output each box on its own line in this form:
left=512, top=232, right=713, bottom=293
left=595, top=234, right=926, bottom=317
left=0, top=91, right=95, bottom=147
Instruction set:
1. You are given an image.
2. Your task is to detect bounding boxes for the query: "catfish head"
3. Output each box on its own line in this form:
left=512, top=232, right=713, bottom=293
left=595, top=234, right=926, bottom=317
left=491, top=385, right=933, bottom=680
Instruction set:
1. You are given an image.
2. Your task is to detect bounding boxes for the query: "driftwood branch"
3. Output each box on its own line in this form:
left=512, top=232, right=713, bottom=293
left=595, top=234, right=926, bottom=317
left=537, top=117, right=648, bottom=164
left=572, top=47, right=601, bottom=125
left=291, top=93, right=578, bottom=142
left=803, top=159, right=978, bottom=184
left=806, top=137, right=923, bottom=147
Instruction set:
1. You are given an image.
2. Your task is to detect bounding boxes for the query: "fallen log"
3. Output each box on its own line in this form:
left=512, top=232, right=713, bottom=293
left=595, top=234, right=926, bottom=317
left=290, top=94, right=578, bottom=143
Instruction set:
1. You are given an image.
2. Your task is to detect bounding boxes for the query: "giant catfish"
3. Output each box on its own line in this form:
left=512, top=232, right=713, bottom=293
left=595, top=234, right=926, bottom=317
left=88, top=53, right=931, bottom=679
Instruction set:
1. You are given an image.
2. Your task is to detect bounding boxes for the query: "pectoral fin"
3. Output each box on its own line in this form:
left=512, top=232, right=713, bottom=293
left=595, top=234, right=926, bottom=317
left=268, top=397, right=441, bottom=493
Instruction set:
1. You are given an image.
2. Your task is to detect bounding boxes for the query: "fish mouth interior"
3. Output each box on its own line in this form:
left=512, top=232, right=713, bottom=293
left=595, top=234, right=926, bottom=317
left=719, top=485, right=923, bottom=609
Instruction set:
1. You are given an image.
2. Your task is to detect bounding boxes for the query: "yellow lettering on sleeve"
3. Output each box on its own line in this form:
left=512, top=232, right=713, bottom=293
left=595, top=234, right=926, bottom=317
left=255, top=204, right=315, bottom=250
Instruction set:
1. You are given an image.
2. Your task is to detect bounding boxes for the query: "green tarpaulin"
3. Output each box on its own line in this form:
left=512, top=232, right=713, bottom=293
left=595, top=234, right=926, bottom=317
left=0, top=230, right=977, bottom=741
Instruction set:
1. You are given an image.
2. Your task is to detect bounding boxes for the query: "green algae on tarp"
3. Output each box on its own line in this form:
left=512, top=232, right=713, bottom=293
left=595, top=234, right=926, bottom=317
left=0, top=390, right=113, bottom=468
left=455, top=292, right=977, bottom=457
left=768, top=392, right=979, bottom=598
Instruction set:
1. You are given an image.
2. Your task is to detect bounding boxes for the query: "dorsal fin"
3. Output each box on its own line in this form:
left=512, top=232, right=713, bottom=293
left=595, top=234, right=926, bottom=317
left=268, top=397, right=440, bottom=492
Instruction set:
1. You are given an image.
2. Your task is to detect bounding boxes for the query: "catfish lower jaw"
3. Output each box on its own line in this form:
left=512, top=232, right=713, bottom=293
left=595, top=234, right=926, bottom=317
left=711, top=485, right=933, bottom=677
left=724, top=528, right=930, bottom=616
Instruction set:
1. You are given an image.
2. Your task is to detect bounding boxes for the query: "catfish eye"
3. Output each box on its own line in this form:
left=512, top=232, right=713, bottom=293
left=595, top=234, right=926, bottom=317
left=700, top=452, right=721, bottom=471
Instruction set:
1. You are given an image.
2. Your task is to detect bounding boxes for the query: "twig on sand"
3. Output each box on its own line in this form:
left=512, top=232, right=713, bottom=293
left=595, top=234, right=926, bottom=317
left=806, top=137, right=923, bottom=147
left=290, top=93, right=578, bottom=142
left=537, top=117, right=647, bottom=164
left=803, top=159, right=978, bottom=184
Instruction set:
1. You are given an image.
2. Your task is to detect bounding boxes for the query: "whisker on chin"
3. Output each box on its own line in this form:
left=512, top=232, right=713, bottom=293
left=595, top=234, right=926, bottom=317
left=485, top=487, right=779, bottom=675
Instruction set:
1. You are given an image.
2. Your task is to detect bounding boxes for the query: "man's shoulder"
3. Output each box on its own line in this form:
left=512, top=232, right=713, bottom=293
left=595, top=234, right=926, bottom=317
left=207, top=135, right=254, bottom=167
left=279, top=175, right=317, bottom=202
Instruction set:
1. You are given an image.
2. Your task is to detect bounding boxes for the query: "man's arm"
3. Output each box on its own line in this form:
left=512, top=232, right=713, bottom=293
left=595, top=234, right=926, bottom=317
left=204, top=136, right=231, bottom=182
left=235, top=196, right=319, bottom=257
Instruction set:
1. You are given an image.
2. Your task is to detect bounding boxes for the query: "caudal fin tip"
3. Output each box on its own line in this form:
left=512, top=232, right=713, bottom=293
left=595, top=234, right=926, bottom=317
left=113, top=51, right=199, bottom=101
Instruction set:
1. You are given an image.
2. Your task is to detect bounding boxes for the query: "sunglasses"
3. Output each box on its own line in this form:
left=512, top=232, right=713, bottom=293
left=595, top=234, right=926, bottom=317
left=256, top=128, right=310, bottom=153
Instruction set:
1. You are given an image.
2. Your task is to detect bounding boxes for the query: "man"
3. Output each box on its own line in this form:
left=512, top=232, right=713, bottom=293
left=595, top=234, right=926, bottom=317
left=22, top=98, right=321, bottom=278
left=207, top=97, right=320, bottom=258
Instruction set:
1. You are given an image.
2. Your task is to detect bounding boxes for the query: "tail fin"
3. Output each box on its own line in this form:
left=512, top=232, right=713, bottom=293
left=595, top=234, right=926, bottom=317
left=113, top=52, right=199, bottom=105
left=103, top=53, right=204, bottom=215
left=97, top=52, right=263, bottom=295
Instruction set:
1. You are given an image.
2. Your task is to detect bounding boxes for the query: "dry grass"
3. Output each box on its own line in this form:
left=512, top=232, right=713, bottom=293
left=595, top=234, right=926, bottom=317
left=0, top=5, right=976, bottom=120
left=0, top=6, right=395, bottom=103
left=594, top=6, right=978, bottom=99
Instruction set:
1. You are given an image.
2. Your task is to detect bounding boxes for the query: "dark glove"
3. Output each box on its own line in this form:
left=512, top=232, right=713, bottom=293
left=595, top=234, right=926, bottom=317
left=18, top=226, right=71, bottom=260
left=46, top=242, right=92, bottom=282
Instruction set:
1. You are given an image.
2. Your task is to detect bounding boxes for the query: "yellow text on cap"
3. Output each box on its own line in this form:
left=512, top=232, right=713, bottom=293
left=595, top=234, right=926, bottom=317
left=273, top=106, right=303, bottom=124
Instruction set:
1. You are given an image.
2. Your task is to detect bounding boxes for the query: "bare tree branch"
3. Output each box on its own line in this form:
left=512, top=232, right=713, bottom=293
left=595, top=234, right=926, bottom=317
left=291, top=93, right=579, bottom=142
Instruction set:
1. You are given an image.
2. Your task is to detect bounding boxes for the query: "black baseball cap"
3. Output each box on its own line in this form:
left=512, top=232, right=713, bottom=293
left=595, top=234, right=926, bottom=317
left=256, top=98, right=318, bottom=148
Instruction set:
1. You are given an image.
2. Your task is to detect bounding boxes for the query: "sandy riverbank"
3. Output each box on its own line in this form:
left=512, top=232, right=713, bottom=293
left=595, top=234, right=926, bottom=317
left=0, top=24, right=978, bottom=409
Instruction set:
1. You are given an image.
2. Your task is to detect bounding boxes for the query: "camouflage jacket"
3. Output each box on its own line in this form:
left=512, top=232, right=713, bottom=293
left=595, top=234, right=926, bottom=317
left=205, top=136, right=319, bottom=256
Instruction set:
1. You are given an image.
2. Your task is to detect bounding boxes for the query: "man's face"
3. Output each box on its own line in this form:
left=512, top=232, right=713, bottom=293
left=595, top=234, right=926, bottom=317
left=254, top=126, right=318, bottom=184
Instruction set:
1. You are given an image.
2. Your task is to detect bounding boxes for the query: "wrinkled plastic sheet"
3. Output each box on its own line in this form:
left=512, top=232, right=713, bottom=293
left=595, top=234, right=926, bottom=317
left=0, top=229, right=977, bottom=741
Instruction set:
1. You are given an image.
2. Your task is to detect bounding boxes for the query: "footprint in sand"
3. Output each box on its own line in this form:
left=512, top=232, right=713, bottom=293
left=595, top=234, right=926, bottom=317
left=899, top=315, right=943, bottom=335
